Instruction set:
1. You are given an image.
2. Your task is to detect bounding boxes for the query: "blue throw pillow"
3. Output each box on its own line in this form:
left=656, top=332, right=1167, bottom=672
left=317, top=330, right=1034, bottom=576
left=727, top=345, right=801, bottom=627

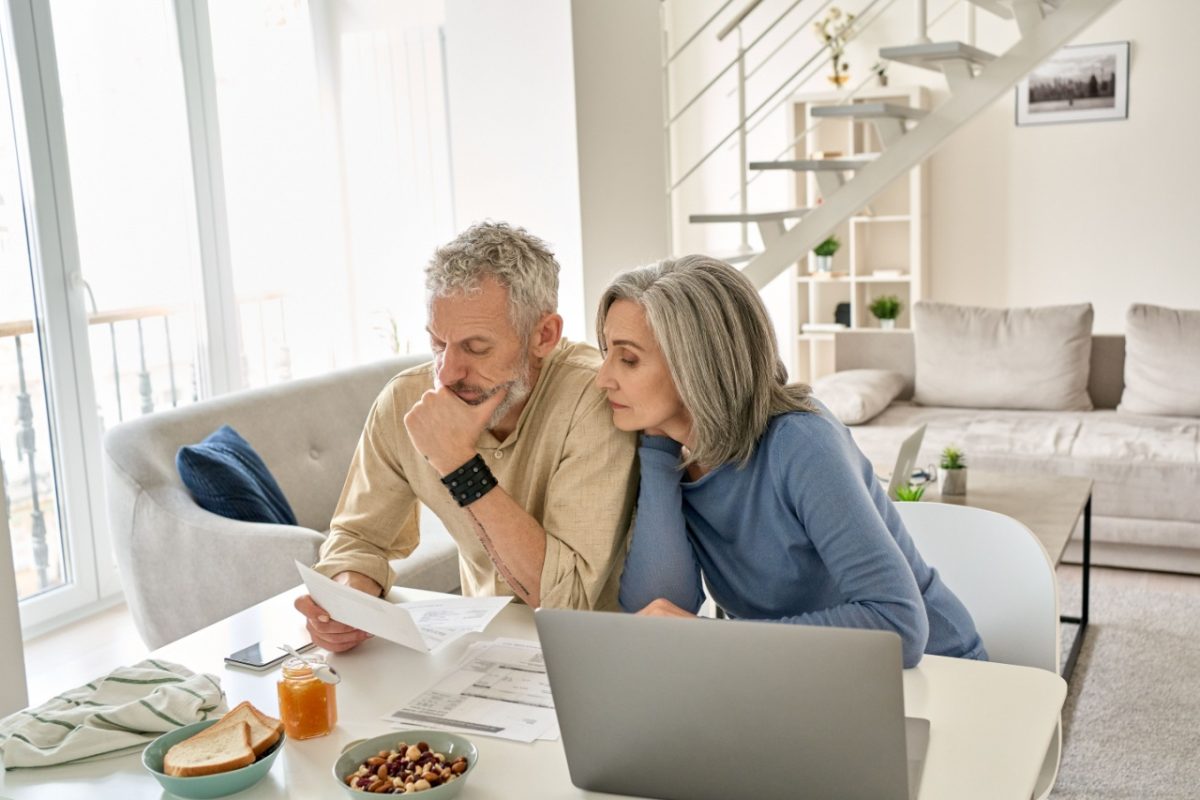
left=176, top=425, right=297, bottom=526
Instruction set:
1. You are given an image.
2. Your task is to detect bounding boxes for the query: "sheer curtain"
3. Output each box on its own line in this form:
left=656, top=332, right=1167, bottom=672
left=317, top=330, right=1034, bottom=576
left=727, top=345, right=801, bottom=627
left=314, top=0, right=454, bottom=360
left=208, top=0, right=454, bottom=386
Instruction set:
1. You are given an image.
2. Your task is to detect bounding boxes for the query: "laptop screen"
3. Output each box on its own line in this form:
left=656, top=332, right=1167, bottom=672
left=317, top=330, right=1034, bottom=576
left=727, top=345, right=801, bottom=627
left=535, top=609, right=916, bottom=800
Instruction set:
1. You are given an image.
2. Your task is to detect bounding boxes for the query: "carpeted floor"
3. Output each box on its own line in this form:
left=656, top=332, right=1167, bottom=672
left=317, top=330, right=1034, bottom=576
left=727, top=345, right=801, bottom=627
left=1051, top=583, right=1200, bottom=798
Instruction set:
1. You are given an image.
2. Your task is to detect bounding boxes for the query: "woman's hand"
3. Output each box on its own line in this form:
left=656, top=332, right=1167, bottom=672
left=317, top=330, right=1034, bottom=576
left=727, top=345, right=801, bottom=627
left=636, top=598, right=697, bottom=618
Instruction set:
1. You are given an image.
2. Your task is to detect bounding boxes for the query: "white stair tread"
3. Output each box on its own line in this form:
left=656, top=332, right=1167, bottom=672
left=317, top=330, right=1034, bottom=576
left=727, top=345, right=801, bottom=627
left=715, top=250, right=761, bottom=265
left=811, top=103, right=928, bottom=121
left=689, top=208, right=810, bottom=224
left=750, top=157, right=876, bottom=172
left=964, top=0, right=1060, bottom=17
left=879, top=41, right=996, bottom=70
left=965, top=0, right=1015, bottom=17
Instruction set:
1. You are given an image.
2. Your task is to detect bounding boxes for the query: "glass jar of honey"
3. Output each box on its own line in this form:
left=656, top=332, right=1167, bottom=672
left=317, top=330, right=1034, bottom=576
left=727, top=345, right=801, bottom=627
left=276, top=656, right=337, bottom=739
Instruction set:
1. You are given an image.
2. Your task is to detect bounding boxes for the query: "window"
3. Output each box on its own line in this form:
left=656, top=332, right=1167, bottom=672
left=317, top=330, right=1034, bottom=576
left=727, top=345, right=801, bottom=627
left=4, top=0, right=457, bottom=636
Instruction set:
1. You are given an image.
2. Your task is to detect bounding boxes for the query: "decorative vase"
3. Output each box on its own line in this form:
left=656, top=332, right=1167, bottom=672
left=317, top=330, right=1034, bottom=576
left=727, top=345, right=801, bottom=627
left=879, top=318, right=896, bottom=330
left=813, top=254, right=833, bottom=273
left=941, top=468, right=967, bottom=496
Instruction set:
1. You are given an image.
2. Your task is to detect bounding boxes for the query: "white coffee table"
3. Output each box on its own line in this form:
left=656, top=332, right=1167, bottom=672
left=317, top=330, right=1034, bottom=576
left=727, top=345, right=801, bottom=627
left=0, top=587, right=1066, bottom=799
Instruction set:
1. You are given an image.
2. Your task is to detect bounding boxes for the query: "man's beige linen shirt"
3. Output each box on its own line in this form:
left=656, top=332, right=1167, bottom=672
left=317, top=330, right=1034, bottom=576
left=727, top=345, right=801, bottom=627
left=315, top=340, right=638, bottom=610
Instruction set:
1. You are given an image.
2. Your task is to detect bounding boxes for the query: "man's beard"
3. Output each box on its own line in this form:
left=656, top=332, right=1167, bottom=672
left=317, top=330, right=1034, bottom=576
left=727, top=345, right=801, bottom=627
left=436, top=353, right=533, bottom=430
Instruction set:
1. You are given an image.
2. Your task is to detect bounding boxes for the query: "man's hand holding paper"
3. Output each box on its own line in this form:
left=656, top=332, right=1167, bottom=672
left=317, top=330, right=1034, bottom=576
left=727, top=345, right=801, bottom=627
left=295, top=570, right=382, bottom=652
left=296, top=562, right=510, bottom=653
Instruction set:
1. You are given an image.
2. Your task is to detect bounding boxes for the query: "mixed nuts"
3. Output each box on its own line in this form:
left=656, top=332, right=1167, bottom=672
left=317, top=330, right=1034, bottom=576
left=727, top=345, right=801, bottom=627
left=345, top=740, right=469, bottom=794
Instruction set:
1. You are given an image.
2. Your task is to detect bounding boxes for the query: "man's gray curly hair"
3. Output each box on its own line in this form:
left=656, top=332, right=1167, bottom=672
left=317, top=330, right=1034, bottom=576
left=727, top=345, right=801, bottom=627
left=425, top=221, right=560, bottom=336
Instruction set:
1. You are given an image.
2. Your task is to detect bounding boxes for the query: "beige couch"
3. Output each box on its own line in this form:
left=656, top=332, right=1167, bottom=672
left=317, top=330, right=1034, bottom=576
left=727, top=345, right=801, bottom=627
left=103, top=355, right=461, bottom=649
left=829, top=330, right=1200, bottom=574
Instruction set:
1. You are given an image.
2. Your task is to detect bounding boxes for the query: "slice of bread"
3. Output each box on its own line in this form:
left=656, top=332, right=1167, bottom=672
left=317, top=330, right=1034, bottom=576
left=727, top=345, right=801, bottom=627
left=203, top=701, right=284, bottom=756
left=164, top=720, right=255, bottom=777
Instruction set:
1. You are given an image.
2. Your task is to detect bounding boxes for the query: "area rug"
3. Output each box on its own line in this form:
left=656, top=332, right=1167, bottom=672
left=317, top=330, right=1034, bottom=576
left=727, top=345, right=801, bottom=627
left=1051, top=583, right=1200, bottom=798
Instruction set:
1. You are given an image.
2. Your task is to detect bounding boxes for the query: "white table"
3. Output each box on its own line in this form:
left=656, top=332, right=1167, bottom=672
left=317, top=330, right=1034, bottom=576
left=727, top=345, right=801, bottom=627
left=1, top=587, right=1066, bottom=799
left=929, top=470, right=1094, bottom=681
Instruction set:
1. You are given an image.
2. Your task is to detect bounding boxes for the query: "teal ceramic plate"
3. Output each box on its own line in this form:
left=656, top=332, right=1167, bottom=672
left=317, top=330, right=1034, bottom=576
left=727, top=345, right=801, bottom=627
left=142, top=719, right=284, bottom=799
left=333, top=730, right=478, bottom=798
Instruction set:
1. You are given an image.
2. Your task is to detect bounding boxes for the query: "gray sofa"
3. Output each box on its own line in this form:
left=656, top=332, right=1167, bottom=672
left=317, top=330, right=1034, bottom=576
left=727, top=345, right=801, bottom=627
left=829, top=330, right=1200, bottom=575
left=103, top=355, right=461, bottom=649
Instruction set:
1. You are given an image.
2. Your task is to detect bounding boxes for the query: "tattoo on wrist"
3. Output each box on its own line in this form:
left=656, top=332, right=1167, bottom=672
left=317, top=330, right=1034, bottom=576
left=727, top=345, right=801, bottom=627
left=467, top=507, right=531, bottom=599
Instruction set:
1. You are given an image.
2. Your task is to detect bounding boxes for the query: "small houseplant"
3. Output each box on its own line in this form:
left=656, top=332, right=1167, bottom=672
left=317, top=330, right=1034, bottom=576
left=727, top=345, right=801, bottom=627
left=940, top=445, right=967, bottom=496
left=868, top=295, right=902, bottom=329
left=872, top=61, right=888, bottom=87
left=894, top=483, right=925, bottom=502
left=812, top=235, right=840, bottom=274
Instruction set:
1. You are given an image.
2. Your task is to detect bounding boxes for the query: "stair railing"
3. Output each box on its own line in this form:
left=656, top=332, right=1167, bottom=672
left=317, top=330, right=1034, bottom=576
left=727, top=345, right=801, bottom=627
left=737, top=0, right=963, bottom=199
left=662, top=0, right=900, bottom=254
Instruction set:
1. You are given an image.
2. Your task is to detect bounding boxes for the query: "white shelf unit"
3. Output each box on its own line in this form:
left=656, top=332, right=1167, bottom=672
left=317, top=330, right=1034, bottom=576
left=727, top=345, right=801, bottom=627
left=784, top=85, right=930, bottom=383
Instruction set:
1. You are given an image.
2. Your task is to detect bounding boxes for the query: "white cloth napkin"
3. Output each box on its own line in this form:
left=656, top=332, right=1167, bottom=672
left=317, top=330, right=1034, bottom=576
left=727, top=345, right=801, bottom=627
left=0, top=658, right=225, bottom=770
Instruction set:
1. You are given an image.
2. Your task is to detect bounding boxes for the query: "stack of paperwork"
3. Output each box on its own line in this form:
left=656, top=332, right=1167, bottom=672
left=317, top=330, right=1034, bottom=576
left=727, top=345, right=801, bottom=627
left=384, top=638, right=559, bottom=743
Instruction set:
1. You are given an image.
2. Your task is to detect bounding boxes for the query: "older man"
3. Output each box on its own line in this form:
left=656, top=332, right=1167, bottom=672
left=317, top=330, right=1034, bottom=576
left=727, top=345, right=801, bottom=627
left=296, top=222, right=638, bottom=651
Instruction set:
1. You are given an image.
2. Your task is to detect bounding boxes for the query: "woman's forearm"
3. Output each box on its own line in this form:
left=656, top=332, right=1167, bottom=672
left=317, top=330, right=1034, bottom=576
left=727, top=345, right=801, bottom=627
left=618, top=438, right=704, bottom=613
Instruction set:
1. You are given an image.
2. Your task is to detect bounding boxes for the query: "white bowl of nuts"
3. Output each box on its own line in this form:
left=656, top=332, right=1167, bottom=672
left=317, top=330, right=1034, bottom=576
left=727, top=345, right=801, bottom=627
left=333, top=730, right=477, bottom=797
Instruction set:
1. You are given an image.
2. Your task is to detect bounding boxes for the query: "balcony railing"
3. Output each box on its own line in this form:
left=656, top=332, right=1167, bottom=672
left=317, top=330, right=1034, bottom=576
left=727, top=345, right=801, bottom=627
left=1, top=293, right=289, bottom=601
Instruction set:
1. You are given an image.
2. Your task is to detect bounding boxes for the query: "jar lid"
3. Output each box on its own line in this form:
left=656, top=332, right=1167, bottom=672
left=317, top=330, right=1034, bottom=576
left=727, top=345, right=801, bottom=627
left=281, top=655, right=324, bottom=678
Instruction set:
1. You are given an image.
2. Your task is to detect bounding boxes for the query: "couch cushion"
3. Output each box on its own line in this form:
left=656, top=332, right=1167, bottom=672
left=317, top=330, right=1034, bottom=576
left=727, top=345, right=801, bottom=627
left=912, top=302, right=1094, bottom=411
left=177, top=425, right=297, bottom=525
left=811, top=369, right=906, bottom=425
left=846, top=404, right=1200, bottom=528
left=1118, top=303, right=1200, bottom=417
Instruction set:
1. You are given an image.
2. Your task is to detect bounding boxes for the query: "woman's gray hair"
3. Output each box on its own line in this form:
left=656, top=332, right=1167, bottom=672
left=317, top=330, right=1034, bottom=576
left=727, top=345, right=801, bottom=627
left=425, top=221, right=559, bottom=337
left=596, top=254, right=814, bottom=469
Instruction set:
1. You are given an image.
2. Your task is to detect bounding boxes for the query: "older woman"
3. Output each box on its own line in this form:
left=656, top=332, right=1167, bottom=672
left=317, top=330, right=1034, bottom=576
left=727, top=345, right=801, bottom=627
left=595, top=255, right=985, bottom=667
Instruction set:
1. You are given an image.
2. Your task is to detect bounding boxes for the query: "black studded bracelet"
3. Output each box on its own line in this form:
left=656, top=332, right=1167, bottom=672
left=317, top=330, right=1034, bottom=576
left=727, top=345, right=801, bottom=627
left=440, top=453, right=497, bottom=507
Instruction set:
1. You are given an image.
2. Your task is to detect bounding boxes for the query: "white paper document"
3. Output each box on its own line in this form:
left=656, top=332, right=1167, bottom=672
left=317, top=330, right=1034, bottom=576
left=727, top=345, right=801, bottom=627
left=295, top=561, right=510, bottom=653
left=383, top=638, right=560, bottom=743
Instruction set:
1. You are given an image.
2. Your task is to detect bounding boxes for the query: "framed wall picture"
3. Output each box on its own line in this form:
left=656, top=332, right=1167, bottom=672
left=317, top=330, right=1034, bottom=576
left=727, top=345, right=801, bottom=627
left=1015, top=41, right=1130, bottom=126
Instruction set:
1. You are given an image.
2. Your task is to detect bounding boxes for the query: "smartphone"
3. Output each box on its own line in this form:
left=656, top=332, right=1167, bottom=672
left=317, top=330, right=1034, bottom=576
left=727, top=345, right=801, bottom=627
left=224, top=640, right=316, bottom=672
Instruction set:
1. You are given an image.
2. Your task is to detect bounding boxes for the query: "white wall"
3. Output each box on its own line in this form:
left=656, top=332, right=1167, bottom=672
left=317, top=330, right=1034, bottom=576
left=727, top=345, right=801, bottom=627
left=667, top=0, right=1200, bottom=334
left=444, top=0, right=669, bottom=341
left=571, top=0, right=673, bottom=327
left=445, top=0, right=585, bottom=333
left=929, top=0, right=1200, bottom=332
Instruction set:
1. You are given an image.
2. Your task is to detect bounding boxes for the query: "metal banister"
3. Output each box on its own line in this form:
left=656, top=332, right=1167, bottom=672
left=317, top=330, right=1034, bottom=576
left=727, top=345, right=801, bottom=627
left=745, top=0, right=961, bottom=178
left=665, top=0, right=738, bottom=64
left=739, top=0, right=835, bottom=86
left=741, top=0, right=901, bottom=139
left=669, top=0, right=889, bottom=192
left=716, top=0, right=766, bottom=40
left=667, top=0, right=805, bottom=127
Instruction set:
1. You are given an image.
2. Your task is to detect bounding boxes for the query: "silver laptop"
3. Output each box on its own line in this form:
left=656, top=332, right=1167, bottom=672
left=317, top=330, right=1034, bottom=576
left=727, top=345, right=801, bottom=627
left=535, top=609, right=929, bottom=800
left=884, top=423, right=927, bottom=500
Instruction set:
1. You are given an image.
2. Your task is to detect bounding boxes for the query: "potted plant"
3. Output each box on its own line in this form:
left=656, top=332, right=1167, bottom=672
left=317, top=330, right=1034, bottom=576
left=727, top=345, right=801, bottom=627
left=871, top=61, right=888, bottom=87
left=868, top=295, right=902, bottom=329
left=940, top=445, right=967, bottom=496
left=812, top=235, right=840, bottom=274
left=813, top=7, right=857, bottom=87
left=894, top=483, right=925, bottom=502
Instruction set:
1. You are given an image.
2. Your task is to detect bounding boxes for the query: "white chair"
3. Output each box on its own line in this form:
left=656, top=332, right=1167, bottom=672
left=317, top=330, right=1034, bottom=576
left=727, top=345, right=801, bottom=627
left=1, top=457, right=30, bottom=717
left=897, top=502, right=1061, bottom=800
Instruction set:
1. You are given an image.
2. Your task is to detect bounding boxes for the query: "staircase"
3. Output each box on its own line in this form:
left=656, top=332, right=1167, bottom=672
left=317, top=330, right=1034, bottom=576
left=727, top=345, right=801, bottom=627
left=666, top=0, right=1124, bottom=291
